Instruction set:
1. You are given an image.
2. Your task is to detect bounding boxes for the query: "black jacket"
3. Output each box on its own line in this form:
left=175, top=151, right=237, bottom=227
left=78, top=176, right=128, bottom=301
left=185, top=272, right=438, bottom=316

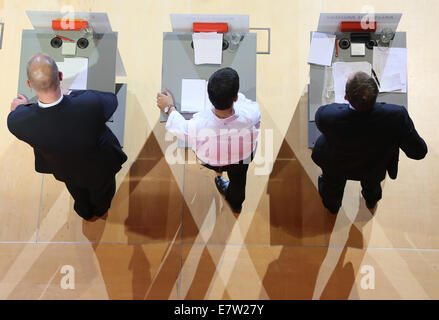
left=7, top=90, right=127, bottom=188
left=311, top=102, right=427, bottom=181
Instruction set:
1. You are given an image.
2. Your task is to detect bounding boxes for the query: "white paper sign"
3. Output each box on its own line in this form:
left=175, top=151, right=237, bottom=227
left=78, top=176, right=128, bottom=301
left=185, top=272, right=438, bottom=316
left=308, top=32, right=336, bottom=67
left=57, top=57, right=89, bottom=90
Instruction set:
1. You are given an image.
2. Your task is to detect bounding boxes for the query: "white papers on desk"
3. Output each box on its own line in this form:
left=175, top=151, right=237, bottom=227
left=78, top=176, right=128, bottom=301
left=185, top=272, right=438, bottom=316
left=332, top=61, right=372, bottom=103
left=57, top=57, right=88, bottom=90
left=181, top=79, right=212, bottom=113
left=192, top=32, right=223, bottom=65
left=308, top=32, right=336, bottom=67
left=373, top=47, right=407, bottom=93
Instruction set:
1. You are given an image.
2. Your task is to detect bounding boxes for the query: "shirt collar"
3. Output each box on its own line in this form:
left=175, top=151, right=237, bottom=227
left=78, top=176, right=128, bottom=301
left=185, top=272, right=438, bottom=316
left=211, top=107, right=239, bottom=124
left=38, top=94, right=64, bottom=108
left=348, top=103, right=356, bottom=111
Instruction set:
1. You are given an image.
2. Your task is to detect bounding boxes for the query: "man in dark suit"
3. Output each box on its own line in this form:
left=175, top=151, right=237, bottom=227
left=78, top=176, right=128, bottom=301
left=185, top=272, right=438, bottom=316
left=312, top=71, right=427, bottom=214
left=8, top=53, right=127, bottom=220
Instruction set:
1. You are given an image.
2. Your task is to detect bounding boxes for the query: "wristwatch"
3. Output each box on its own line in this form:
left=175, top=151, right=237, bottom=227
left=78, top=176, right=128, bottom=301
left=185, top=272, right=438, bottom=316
left=164, top=105, right=175, bottom=114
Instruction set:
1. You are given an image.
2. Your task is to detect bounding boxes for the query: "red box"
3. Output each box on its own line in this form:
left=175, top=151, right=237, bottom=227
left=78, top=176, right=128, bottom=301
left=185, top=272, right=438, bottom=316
left=52, top=19, right=88, bottom=31
left=193, top=22, right=228, bottom=33
left=340, top=21, right=376, bottom=32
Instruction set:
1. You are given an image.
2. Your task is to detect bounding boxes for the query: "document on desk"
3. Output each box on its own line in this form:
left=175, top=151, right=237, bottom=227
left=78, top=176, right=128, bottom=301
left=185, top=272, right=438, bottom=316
left=181, top=79, right=212, bottom=113
left=308, top=32, right=336, bottom=67
left=373, top=47, right=407, bottom=93
left=192, top=32, right=223, bottom=65
left=332, top=61, right=372, bottom=103
left=57, top=57, right=89, bottom=90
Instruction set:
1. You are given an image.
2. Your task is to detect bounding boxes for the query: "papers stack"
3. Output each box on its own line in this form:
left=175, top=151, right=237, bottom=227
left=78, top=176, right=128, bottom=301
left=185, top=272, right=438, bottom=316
left=373, top=47, right=407, bottom=93
left=181, top=79, right=212, bottom=113
left=192, top=32, right=223, bottom=65
left=332, top=61, right=372, bottom=104
left=308, top=32, right=336, bottom=67
left=57, top=57, right=89, bottom=90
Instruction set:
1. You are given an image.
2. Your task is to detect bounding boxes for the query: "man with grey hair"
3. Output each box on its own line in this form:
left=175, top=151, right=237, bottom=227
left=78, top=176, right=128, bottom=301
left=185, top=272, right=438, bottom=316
left=312, top=71, right=427, bottom=214
left=8, top=53, right=127, bottom=221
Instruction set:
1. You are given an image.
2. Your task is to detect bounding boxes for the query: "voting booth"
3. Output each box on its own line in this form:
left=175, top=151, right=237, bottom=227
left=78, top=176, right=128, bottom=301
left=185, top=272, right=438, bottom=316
left=160, top=14, right=270, bottom=125
left=307, top=13, right=408, bottom=148
left=17, top=11, right=127, bottom=146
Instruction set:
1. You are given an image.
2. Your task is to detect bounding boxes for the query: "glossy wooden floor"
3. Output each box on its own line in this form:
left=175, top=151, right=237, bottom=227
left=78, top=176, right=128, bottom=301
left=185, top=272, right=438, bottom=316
left=1, top=0, right=439, bottom=299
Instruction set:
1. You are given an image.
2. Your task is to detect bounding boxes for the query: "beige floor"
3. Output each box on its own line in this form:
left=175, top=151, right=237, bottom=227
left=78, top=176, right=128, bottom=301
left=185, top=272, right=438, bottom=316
left=0, top=0, right=439, bottom=299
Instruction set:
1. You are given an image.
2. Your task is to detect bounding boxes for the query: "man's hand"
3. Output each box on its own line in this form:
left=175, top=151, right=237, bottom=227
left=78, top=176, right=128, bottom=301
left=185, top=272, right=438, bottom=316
left=156, top=89, right=174, bottom=111
left=10, top=94, right=28, bottom=112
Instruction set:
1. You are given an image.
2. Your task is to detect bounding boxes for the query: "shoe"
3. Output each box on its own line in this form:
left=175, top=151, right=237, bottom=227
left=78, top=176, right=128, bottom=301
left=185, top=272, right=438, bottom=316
left=361, top=190, right=377, bottom=210
left=318, top=175, right=340, bottom=214
left=95, top=209, right=109, bottom=218
left=215, top=176, right=229, bottom=196
left=215, top=177, right=242, bottom=214
left=325, top=205, right=340, bottom=215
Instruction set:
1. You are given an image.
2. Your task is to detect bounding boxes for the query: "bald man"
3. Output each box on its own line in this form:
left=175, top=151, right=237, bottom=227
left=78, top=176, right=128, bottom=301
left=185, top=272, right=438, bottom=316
left=312, top=72, right=427, bottom=214
left=8, top=53, right=127, bottom=221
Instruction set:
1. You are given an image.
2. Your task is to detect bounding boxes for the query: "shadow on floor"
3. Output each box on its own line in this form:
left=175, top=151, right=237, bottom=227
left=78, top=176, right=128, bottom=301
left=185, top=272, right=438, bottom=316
left=82, top=94, right=187, bottom=299
left=261, top=92, right=374, bottom=299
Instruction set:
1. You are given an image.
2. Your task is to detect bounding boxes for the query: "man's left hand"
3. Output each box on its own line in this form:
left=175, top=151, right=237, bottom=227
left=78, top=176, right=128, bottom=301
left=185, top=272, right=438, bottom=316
left=10, top=94, right=28, bottom=112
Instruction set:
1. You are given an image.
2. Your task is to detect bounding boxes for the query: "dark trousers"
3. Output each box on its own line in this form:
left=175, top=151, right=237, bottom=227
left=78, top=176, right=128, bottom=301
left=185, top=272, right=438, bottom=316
left=65, top=177, right=116, bottom=220
left=318, top=173, right=383, bottom=212
left=203, top=161, right=250, bottom=209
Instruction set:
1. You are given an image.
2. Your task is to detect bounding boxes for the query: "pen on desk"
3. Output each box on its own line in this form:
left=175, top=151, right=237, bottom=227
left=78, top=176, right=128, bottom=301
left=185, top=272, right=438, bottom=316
left=335, top=39, right=338, bottom=57
left=372, top=69, right=381, bottom=87
left=56, top=35, right=74, bottom=42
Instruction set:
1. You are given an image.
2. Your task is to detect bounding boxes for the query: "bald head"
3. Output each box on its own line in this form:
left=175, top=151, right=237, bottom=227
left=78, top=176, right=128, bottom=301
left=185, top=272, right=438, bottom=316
left=27, top=53, right=60, bottom=93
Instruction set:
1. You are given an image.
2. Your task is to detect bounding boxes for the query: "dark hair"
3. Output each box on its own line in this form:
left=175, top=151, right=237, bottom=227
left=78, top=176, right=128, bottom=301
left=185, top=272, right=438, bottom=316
left=345, top=72, right=379, bottom=111
left=207, top=67, right=239, bottom=110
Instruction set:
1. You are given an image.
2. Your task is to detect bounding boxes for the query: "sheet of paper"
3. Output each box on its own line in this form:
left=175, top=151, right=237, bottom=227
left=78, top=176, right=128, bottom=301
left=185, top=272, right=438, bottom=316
left=181, top=79, right=208, bottom=113
left=351, top=43, right=366, bottom=56
left=57, top=57, right=88, bottom=90
left=62, top=42, right=77, bottom=56
left=192, top=32, right=223, bottom=65
left=380, top=73, right=403, bottom=92
left=373, top=47, right=407, bottom=93
left=332, top=61, right=372, bottom=103
left=308, top=32, right=336, bottom=67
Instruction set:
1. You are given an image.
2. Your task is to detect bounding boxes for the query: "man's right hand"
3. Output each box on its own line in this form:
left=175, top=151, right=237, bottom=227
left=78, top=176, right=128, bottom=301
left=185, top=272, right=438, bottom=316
left=10, top=94, right=28, bottom=112
left=156, top=89, right=174, bottom=111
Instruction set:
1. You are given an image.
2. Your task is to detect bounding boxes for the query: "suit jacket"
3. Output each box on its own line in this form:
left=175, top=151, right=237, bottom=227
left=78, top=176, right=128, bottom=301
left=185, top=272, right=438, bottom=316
left=311, top=102, right=427, bottom=181
left=7, top=90, right=128, bottom=188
